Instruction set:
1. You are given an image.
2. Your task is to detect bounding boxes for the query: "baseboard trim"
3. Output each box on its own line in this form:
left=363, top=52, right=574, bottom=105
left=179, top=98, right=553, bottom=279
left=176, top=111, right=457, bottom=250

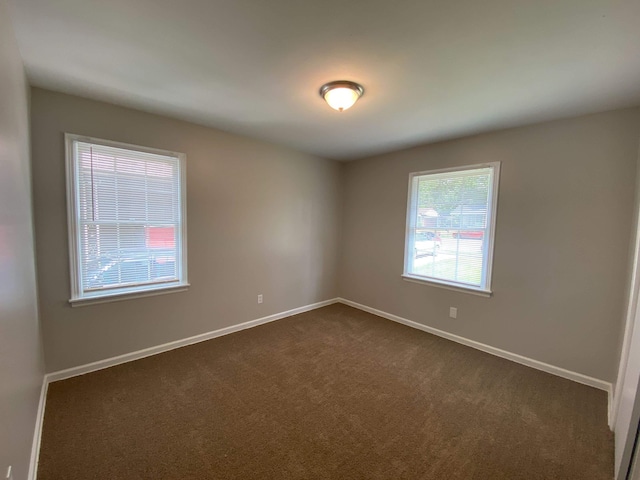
left=28, top=376, right=48, bottom=480
left=30, top=297, right=339, bottom=478
left=47, top=298, right=339, bottom=383
left=32, top=295, right=614, bottom=479
left=337, top=298, right=612, bottom=395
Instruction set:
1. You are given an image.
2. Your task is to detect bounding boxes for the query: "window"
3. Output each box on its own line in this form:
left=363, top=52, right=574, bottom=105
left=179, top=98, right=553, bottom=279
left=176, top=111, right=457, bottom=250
left=65, top=134, right=188, bottom=305
left=403, top=163, right=500, bottom=295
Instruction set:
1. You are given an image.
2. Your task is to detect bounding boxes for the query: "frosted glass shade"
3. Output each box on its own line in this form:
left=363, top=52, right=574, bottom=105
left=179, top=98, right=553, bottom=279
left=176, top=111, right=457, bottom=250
left=320, top=81, right=364, bottom=112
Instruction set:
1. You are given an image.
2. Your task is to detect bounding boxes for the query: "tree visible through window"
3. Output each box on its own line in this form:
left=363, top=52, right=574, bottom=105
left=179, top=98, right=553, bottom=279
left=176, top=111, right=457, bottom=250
left=66, top=134, right=188, bottom=303
left=403, top=163, right=500, bottom=293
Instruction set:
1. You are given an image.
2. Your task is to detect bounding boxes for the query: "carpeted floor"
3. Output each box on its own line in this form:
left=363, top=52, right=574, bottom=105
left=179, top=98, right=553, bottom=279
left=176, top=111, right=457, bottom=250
left=37, top=304, right=612, bottom=479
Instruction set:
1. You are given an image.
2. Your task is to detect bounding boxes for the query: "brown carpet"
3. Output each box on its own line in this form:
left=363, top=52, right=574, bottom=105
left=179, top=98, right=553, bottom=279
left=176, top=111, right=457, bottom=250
left=37, top=304, right=612, bottom=479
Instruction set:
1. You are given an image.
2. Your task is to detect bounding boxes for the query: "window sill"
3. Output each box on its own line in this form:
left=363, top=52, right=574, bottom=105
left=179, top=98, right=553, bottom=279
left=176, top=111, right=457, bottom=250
left=69, top=283, right=190, bottom=307
left=401, top=274, right=492, bottom=297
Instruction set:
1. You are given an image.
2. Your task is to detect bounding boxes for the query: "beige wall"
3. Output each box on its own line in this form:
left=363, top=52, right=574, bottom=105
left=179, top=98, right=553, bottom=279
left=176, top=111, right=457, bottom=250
left=340, top=109, right=640, bottom=382
left=30, top=88, right=342, bottom=372
left=0, top=1, right=46, bottom=478
left=28, top=87, right=640, bottom=384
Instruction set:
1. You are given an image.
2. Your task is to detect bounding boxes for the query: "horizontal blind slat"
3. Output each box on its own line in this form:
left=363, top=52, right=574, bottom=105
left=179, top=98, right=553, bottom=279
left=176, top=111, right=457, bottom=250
left=73, top=140, right=183, bottom=294
left=408, top=166, right=493, bottom=288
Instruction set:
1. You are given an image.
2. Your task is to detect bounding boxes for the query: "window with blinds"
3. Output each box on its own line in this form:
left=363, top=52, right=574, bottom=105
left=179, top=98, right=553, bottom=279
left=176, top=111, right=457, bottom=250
left=403, top=163, right=500, bottom=294
left=65, top=134, right=188, bottom=304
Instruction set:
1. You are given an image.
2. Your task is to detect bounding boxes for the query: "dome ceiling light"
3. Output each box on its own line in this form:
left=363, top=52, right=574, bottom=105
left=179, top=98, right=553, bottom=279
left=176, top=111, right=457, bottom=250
left=319, top=80, right=364, bottom=112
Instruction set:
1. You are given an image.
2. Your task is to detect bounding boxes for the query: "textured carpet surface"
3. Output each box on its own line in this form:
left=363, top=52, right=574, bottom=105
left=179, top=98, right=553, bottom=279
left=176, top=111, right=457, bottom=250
left=38, top=304, right=612, bottom=479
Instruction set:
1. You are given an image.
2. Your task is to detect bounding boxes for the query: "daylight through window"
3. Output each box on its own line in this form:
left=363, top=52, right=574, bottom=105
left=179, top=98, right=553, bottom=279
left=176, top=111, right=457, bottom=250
left=403, top=163, right=500, bottom=294
left=66, top=135, right=188, bottom=304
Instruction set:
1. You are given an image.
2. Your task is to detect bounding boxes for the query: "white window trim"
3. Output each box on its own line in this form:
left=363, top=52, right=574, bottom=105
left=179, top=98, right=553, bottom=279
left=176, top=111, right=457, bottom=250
left=402, top=162, right=500, bottom=296
left=65, top=133, right=189, bottom=306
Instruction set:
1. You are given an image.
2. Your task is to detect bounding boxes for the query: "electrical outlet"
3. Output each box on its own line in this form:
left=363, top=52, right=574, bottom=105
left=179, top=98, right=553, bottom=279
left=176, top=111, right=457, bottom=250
left=257, top=294, right=263, bottom=304
left=449, top=307, right=457, bottom=319
left=6, top=466, right=13, bottom=480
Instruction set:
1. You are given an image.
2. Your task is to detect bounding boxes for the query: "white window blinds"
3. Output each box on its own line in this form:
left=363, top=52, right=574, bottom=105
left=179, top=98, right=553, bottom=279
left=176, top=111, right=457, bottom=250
left=66, top=135, right=187, bottom=303
left=404, top=163, right=499, bottom=294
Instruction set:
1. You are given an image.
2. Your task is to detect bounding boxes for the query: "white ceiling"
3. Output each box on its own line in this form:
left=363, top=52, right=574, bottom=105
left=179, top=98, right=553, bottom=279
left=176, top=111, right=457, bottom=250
left=8, top=0, right=640, bottom=160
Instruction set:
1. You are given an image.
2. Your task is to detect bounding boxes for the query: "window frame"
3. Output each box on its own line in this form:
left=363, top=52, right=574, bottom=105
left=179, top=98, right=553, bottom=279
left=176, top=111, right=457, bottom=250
left=402, top=162, right=500, bottom=297
left=65, top=133, right=189, bottom=307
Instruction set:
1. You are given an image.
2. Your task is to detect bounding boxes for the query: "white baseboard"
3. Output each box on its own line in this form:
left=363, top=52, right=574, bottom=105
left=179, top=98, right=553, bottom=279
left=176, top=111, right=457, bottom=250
left=30, top=298, right=339, bottom=479
left=31, top=295, right=613, bottom=479
left=47, top=298, right=339, bottom=383
left=28, top=376, right=48, bottom=480
left=337, top=298, right=613, bottom=409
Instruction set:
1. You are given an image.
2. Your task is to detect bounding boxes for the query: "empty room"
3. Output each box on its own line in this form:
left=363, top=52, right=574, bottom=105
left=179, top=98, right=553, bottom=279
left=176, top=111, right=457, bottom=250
left=2, top=0, right=640, bottom=479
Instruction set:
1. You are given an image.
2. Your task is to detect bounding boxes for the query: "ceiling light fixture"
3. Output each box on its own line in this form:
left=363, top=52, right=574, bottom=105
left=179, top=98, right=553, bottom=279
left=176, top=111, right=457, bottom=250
left=319, top=80, right=364, bottom=112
